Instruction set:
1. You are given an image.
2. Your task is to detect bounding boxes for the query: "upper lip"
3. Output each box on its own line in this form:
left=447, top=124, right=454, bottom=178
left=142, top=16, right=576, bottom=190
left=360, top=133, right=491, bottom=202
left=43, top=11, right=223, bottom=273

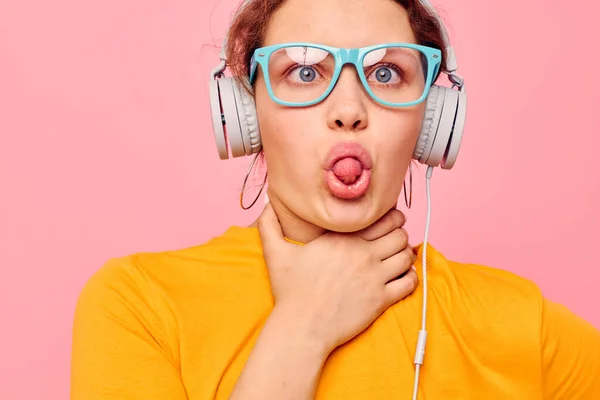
left=324, top=141, right=373, bottom=170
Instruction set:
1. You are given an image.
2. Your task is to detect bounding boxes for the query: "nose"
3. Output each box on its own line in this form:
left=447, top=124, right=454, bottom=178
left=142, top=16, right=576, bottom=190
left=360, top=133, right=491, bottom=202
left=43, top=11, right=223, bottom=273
left=326, top=66, right=369, bottom=131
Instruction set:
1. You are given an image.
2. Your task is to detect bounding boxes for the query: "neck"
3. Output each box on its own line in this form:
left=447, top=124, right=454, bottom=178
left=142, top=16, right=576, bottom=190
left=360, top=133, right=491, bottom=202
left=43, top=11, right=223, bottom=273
left=249, top=189, right=327, bottom=244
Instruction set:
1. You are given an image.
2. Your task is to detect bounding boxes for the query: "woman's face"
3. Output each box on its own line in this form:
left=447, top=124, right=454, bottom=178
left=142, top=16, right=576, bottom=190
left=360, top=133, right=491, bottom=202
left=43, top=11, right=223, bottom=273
left=255, top=0, right=426, bottom=234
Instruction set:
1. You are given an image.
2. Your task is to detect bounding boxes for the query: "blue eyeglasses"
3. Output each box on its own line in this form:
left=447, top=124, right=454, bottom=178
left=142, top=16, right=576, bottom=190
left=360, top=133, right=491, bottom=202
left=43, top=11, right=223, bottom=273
left=249, top=42, right=442, bottom=108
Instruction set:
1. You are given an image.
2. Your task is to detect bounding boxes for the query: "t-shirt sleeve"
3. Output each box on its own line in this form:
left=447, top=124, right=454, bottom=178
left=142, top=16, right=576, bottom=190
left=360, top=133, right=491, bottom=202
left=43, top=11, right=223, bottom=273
left=71, top=257, right=188, bottom=400
left=541, top=296, right=600, bottom=399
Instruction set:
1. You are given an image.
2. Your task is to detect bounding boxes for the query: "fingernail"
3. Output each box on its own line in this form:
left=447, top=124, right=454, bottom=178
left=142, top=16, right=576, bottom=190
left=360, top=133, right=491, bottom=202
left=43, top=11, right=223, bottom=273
left=411, top=266, right=417, bottom=272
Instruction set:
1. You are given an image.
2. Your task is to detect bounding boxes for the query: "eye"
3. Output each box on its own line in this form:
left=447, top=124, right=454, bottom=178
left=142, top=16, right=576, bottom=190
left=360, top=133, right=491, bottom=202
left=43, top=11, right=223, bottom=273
left=368, top=65, right=401, bottom=84
left=289, top=66, right=320, bottom=83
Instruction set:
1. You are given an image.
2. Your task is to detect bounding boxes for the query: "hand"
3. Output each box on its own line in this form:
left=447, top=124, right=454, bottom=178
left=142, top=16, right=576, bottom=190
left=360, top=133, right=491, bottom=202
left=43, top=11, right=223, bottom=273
left=257, top=204, right=418, bottom=354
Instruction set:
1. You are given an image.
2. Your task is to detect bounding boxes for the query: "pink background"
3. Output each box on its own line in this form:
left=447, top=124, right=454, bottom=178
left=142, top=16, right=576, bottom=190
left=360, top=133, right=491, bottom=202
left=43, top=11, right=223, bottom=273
left=1, top=0, right=599, bottom=398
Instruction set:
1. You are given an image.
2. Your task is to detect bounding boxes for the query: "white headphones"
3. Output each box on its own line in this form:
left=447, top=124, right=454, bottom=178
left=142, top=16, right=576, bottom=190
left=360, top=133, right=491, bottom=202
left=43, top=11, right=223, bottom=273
left=209, top=0, right=467, bottom=170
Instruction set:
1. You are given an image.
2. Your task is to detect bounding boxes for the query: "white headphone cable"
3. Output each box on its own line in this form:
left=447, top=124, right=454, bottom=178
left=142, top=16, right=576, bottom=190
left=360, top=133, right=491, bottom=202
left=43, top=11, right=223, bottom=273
left=411, top=165, right=434, bottom=400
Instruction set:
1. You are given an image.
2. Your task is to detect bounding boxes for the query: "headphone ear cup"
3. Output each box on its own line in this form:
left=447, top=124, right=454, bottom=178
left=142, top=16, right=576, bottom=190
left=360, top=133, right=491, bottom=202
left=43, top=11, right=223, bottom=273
left=414, top=85, right=466, bottom=169
left=441, top=89, right=467, bottom=170
left=218, top=78, right=247, bottom=158
left=209, top=79, right=229, bottom=159
left=231, top=80, right=262, bottom=155
left=414, top=85, right=443, bottom=164
left=426, top=87, right=459, bottom=167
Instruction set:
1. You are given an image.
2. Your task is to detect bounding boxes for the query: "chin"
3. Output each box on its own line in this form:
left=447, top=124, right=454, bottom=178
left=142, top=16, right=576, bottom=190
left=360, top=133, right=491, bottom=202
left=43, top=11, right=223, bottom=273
left=315, top=192, right=386, bottom=233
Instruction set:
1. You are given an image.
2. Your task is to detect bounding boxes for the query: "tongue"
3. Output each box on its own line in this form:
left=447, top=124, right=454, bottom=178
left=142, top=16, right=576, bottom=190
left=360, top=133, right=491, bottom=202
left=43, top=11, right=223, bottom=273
left=332, top=157, right=363, bottom=185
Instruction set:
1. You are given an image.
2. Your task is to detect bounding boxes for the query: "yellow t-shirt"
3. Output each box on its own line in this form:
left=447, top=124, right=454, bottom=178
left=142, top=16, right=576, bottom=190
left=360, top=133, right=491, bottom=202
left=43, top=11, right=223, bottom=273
left=71, top=226, right=600, bottom=399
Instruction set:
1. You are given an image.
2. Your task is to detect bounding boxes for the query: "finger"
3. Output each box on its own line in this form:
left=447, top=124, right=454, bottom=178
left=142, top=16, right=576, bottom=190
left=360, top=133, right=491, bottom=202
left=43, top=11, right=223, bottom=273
left=382, top=269, right=419, bottom=307
left=379, top=246, right=415, bottom=283
left=356, top=208, right=406, bottom=241
left=371, top=227, right=409, bottom=260
left=257, top=202, right=286, bottom=250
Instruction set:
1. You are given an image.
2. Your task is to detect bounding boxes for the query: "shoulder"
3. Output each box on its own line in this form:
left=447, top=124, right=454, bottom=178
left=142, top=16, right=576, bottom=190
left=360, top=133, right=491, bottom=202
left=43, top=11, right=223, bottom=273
left=421, top=243, right=543, bottom=306
left=73, top=253, right=166, bottom=339
left=421, top=244, right=544, bottom=345
left=414, top=244, right=548, bottom=379
left=75, top=226, right=267, bottom=315
left=76, top=254, right=150, bottom=311
left=448, top=257, right=543, bottom=302
left=447, top=257, right=544, bottom=333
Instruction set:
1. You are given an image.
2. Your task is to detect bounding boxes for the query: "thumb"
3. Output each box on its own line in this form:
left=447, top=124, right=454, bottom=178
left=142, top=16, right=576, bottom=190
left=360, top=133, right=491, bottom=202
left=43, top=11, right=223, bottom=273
left=257, top=202, right=286, bottom=252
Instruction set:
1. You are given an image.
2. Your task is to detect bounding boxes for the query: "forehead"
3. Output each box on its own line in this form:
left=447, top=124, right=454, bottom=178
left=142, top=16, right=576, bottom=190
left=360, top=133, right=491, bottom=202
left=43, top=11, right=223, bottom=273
left=263, top=0, right=417, bottom=48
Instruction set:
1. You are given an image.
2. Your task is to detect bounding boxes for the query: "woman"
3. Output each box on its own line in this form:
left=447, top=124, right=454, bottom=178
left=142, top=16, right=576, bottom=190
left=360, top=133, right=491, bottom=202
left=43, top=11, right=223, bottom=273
left=71, top=0, right=600, bottom=399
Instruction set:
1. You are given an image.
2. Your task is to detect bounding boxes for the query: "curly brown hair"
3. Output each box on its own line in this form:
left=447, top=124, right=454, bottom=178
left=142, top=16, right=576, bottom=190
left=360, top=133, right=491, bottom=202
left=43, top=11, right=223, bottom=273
left=224, top=0, right=448, bottom=92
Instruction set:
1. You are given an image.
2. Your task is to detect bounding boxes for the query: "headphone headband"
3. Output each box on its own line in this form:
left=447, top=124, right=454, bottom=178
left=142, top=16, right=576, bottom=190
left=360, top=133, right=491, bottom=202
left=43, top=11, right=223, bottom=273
left=418, top=0, right=457, bottom=73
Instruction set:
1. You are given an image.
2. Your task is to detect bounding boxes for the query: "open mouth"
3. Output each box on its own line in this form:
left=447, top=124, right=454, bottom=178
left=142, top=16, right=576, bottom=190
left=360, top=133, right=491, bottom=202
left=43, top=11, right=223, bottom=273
left=323, top=142, right=373, bottom=200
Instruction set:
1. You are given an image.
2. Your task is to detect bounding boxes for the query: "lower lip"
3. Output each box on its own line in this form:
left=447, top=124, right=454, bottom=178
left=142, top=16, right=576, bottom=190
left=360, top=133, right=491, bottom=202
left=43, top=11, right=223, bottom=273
left=324, top=167, right=372, bottom=199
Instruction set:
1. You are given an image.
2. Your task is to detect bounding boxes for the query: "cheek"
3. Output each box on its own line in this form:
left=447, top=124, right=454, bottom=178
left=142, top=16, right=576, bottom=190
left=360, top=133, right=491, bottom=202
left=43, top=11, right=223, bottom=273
left=254, top=84, right=315, bottom=174
left=376, top=105, right=425, bottom=158
left=255, top=82, right=283, bottom=149
left=255, top=92, right=294, bottom=151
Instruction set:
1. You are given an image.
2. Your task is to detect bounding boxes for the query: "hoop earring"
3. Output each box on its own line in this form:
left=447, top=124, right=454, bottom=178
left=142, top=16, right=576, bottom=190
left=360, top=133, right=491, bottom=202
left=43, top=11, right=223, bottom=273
left=403, top=162, right=413, bottom=209
left=240, top=151, right=268, bottom=210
